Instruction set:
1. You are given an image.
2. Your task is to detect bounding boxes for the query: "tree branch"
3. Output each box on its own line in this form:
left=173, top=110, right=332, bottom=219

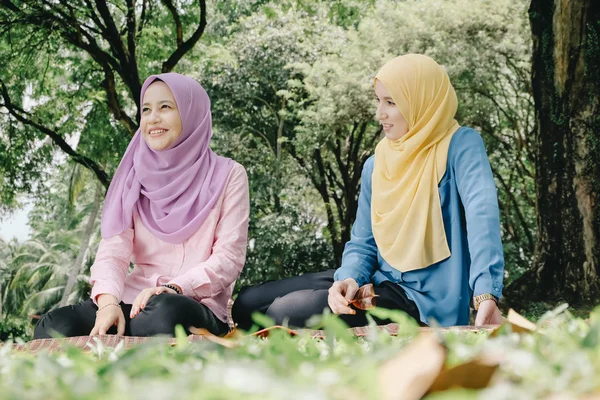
left=161, top=0, right=183, bottom=46
left=137, top=0, right=151, bottom=37
left=0, top=81, right=110, bottom=188
left=162, top=0, right=206, bottom=72
left=125, top=0, right=138, bottom=67
left=492, top=164, right=534, bottom=252
left=93, top=0, right=141, bottom=104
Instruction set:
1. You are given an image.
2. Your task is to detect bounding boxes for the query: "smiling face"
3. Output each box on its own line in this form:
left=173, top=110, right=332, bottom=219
left=140, top=81, right=183, bottom=151
left=374, top=79, right=409, bottom=141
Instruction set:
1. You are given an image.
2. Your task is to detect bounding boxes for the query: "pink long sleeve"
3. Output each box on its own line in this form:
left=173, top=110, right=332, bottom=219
left=169, top=165, right=249, bottom=299
left=89, top=162, right=249, bottom=323
left=90, top=228, right=134, bottom=303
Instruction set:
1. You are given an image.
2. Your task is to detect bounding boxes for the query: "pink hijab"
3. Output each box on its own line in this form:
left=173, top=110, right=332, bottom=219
left=100, top=73, right=234, bottom=243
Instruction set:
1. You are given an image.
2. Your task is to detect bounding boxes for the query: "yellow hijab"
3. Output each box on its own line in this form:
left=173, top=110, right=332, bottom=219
left=372, top=54, right=460, bottom=272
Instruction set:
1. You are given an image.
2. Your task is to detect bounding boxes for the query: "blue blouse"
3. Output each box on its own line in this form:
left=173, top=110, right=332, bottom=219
left=334, top=127, right=505, bottom=326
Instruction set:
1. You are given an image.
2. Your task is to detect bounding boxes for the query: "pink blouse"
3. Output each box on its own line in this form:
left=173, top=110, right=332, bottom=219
left=90, top=162, right=249, bottom=323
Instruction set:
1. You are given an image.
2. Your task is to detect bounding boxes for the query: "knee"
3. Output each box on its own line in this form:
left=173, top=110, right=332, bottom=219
left=232, top=286, right=262, bottom=314
left=264, top=296, right=295, bottom=326
left=34, top=310, right=76, bottom=339
left=266, top=290, right=329, bottom=328
left=130, top=294, right=183, bottom=336
left=231, top=286, right=262, bottom=330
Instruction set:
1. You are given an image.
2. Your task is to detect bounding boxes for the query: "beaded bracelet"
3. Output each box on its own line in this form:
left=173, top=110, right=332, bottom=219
left=96, top=303, right=121, bottom=315
left=162, top=284, right=182, bottom=295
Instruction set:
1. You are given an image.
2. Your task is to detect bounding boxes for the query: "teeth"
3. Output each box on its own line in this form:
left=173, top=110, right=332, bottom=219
left=149, top=129, right=165, bottom=135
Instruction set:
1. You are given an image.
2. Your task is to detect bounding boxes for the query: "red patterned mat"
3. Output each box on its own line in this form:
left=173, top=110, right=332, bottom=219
left=251, top=323, right=498, bottom=339
left=6, top=323, right=498, bottom=353
left=8, top=334, right=208, bottom=353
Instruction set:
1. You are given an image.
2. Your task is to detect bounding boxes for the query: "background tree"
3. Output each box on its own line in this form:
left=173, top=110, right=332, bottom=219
left=203, top=0, right=534, bottom=273
left=0, top=0, right=550, bottom=325
left=506, top=0, right=600, bottom=304
left=0, top=0, right=207, bottom=204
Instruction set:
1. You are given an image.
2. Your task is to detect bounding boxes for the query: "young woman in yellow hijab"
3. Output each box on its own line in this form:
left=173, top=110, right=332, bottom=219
left=233, top=54, right=504, bottom=328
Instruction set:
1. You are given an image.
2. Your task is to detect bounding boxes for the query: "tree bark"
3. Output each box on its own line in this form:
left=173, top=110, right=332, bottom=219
left=59, top=182, right=102, bottom=307
left=506, top=0, right=600, bottom=305
left=0, top=281, right=3, bottom=321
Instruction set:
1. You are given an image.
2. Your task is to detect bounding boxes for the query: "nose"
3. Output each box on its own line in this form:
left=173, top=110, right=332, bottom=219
left=148, top=108, right=161, bottom=124
left=375, top=103, right=387, bottom=121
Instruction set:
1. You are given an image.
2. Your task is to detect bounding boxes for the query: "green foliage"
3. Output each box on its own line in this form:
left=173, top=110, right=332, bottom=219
left=1, top=307, right=600, bottom=398
left=0, top=317, right=29, bottom=341
left=0, top=164, right=99, bottom=322
left=2, top=0, right=537, bottom=317
left=202, top=0, right=535, bottom=278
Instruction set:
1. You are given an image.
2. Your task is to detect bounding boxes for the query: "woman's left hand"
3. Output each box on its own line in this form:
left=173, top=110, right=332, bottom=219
left=474, top=300, right=503, bottom=326
left=130, top=286, right=177, bottom=318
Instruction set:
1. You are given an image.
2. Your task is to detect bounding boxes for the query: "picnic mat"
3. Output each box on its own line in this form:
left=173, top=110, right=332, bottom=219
left=7, top=323, right=498, bottom=353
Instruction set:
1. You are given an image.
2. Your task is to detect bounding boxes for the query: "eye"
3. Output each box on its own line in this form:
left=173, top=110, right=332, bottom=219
left=142, top=107, right=150, bottom=113
left=387, top=100, right=395, bottom=106
left=161, top=104, right=171, bottom=109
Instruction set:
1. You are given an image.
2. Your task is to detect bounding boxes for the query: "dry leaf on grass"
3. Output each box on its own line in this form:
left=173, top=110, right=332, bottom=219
left=188, top=327, right=238, bottom=348
left=351, top=283, right=380, bottom=310
left=490, top=308, right=537, bottom=337
left=427, top=350, right=503, bottom=393
left=378, top=334, right=446, bottom=400
left=250, top=325, right=299, bottom=338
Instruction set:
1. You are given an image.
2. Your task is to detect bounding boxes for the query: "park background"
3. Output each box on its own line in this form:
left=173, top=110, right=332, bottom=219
left=0, top=0, right=599, bottom=342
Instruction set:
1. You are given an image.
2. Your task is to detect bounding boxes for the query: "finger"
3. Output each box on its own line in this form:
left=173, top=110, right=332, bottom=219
left=90, top=325, right=99, bottom=336
left=330, top=289, right=349, bottom=307
left=328, top=284, right=354, bottom=314
left=155, top=287, right=168, bottom=295
left=474, top=313, right=485, bottom=327
left=140, top=289, right=155, bottom=310
left=98, top=324, right=108, bottom=335
left=130, top=292, right=144, bottom=318
left=336, top=302, right=356, bottom=315
left=328, top=292, right=342, bottom=314
left=329, top=292, right=355, bottom=315
left=344, top=284, right=358, bottom=301
left=117, top=313, right=126, bottom=336
left=129, top=289, right=152, bottom=318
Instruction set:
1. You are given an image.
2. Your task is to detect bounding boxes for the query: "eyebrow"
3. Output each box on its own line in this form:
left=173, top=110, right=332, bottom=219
left=141, top=100, right=176, bottom=107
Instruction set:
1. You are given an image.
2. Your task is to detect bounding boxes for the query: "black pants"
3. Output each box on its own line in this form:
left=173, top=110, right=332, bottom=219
left=231, top=270, right=423, bottom=330
left=34, top=293, right=228, bottom=339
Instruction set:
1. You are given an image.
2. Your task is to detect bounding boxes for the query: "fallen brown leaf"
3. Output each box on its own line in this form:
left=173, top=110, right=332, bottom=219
left=351, top=283, right=380, bottom=310
left=378, top=334, right=446, bottom=400
left=188, top=327, right=238, bottom=348
left=427, top=351, right=502, bottom=393
left=490, top=308, right=537, bottom=337
left=250, top=325, right=299, bottom=338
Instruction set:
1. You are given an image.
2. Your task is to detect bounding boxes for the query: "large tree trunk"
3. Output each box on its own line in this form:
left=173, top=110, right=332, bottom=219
left=59, top=183, right=103, bottom=307
left=506, top=0, right=600, bottom=305
left=0, top=281, right=3, bottom=321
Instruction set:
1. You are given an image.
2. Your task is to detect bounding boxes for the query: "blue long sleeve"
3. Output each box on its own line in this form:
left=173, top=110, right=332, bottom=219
left=332, top=127, right=505, bottom=326
left=453, top=129, right=504, bottom=298
left=334, top=157, right=378, bottom=287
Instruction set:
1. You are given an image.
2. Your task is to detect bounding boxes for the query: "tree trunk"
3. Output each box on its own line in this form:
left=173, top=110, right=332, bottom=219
left=0, top=281, right=3, bottom=321
left=59, top=183, right=103, bottom=307
left=506, top=0, right=600, bottom=306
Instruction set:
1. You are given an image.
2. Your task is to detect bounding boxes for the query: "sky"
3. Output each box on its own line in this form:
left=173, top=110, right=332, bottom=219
left=0, top=204, right=33, bottom=243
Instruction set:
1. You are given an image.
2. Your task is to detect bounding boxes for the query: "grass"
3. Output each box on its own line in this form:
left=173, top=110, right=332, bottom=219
left=1, top=305, right=599, bottom=400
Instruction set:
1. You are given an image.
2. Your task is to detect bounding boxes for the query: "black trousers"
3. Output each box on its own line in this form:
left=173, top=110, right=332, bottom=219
left=34, top=293, right=229, bottom=339
left=231, top=270, right=423, bottom=330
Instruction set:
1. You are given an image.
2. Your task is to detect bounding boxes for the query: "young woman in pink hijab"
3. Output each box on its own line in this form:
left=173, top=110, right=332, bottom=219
left=34, top=73, right=250, bottom=338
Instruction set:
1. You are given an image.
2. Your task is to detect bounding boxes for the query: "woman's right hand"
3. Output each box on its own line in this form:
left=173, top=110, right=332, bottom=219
left=328, top=278, right=359, bottom=315
left=90, top=294, right=126, bottom=336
